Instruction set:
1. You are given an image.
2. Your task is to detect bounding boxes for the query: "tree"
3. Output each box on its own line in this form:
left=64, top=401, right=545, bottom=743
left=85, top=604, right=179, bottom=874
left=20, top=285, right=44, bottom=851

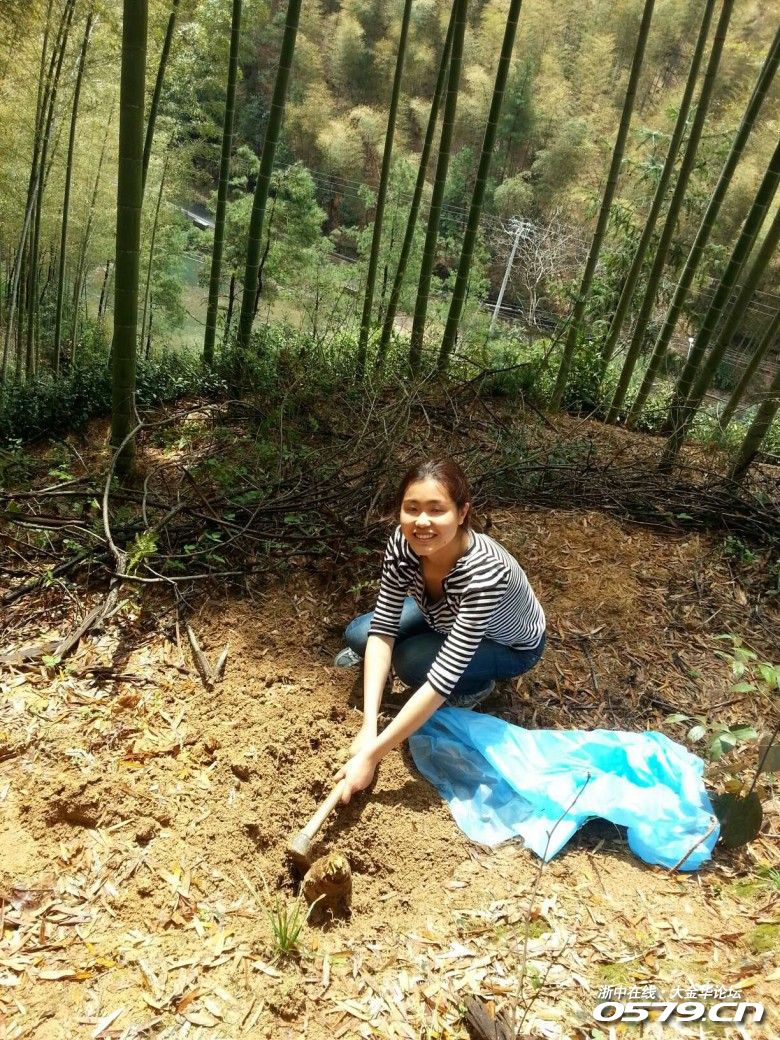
left=720, top=307, right=780, bottom=428
left=496, top=58, right=534, bottom=180
left=111, top=0, right=148, bottom=474
left=203, top=0, right=242, bottom=365
left=376, top=8, right=455, bottom=367
left=236, top=0, right=303, bottom=354
left=660, top=205, right=780, bottom=469
left=438, top=0, right=524, bottom=371
left=504, top=211, right=585, bottom=329
left=531, top=118, right=593, bottom=200
left=626, top=24, right=780, bottom=419
left=493, top=172, right=533, bottom=220
left=598, top=0, right=717, bottom=372
left=606, top=0, right=736, bottom=422
left=409, top=0, right=468, bottom=374
left=356, top=0, right=412, bottom=373
left=550, top=0, right=657, bottom=410
left=220, top=163, right=326, bottom=302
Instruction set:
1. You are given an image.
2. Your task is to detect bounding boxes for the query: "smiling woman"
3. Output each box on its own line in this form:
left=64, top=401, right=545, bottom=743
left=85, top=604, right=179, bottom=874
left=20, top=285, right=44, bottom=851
left=333, top=458, right=546, bottom=803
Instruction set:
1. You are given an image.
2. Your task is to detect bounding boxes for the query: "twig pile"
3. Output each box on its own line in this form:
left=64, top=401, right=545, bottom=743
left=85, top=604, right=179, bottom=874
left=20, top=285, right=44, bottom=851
left=1, top=381, right=777, bottom=669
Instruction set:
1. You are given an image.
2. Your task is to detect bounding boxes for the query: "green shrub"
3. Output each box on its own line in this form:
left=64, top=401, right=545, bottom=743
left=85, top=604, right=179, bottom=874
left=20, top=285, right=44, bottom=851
left=544, top=335, right=612, bottom=414
left=0, top=351, right=227, bottom=444
left=459, top=334, right=550, bottom=400
left=689, top=404, right=780, bottom=457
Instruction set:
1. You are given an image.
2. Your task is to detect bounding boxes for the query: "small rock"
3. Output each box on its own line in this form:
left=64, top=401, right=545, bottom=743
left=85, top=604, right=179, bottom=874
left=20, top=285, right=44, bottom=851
left=230, top=760, right=251, bottom=781
left=134, top=817, right=159, bottom=845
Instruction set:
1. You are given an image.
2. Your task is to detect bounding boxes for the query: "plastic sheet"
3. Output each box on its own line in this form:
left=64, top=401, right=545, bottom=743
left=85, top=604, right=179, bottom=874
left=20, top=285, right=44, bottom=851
left=408, top=708, right=719, bottom=870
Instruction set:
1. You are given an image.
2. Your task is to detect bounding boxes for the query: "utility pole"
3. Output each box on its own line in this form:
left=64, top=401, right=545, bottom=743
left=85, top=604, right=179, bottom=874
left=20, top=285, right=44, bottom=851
left=490, top=217, right=528, bottom=333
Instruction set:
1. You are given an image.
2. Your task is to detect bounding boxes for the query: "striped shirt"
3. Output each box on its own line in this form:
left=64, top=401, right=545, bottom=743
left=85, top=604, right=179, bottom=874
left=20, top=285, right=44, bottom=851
left=368, top=525, right=545, bottom=697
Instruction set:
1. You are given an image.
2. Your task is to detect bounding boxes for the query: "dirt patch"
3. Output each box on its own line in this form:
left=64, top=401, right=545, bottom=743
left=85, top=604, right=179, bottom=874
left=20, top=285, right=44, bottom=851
left=1, top=506, right=778, bottom=1038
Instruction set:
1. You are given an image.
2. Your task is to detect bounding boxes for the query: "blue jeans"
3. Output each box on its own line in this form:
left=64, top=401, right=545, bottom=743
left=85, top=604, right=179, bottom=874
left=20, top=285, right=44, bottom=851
left=344, top=597, right=545, bottom=699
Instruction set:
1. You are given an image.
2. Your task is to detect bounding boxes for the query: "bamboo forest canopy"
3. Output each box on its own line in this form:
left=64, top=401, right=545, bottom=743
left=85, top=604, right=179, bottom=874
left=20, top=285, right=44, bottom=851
left=0, top=0, right=778, bottom=478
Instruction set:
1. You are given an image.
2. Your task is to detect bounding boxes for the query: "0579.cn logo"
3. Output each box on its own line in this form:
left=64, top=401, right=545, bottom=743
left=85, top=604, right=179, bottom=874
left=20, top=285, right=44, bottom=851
left=593, top=1000, right=764, bottom=1024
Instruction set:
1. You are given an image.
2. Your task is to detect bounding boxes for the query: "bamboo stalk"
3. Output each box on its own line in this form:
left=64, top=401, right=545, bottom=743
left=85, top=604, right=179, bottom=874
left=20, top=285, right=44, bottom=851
left=236, top=0, right=303, bottom=355
left=376, top=10, right=455, bottom=368
left=599, top=0, right=717, bottom=372
left=719, top=307, right=780, bottom=429
left=628, top=24, right=780, bottom=417
left=140, top=149, right=169, bottom=355
left=729, top=352, right=780, bottom=480
left=660, top=205, right=780, bottom=469
left=551, top=0, right=657, bottom=410
left=142, top=0, right=180, bottom=190
left=438, top=0, right=525, bottom=371
left=28, top=0, right=77, bottom=377
left=71, top=104, right=114, bottom=355
left=356, top=0, right=413, bottom=373
left=203, top=0, right=242, bottom=366
left=111, top=0, right=148, bottom=475
left=409, top=0, right=469, bottom=374
left=607, top=0, right=735, bottom=422
left=54, top=7, right=94, bottom=373
left=664, top=140, right=780, bottom=436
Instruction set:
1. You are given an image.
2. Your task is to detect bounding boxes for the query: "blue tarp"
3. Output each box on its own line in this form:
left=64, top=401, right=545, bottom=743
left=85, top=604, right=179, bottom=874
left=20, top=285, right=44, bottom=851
left=408, top=708, right=719, bottom=870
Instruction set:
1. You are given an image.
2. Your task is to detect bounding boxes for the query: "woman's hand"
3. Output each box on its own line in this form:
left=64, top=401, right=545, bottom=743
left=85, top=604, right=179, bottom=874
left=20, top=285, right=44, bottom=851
left=335, top=750, right=377, bottom=804
left=349, top=723, right=377, bottom=759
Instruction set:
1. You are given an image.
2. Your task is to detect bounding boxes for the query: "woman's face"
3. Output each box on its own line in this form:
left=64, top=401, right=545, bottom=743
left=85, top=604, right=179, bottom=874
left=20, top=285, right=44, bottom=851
left=400, top=478, right=469, bottom=559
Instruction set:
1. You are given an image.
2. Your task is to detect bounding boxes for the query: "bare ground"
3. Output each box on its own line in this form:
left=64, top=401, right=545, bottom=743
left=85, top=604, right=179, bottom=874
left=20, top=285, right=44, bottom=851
left=1, top=503, right=779, bottom=1040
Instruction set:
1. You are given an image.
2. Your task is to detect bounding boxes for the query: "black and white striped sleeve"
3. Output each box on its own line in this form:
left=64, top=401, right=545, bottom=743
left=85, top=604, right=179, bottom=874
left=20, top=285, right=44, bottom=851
left=427, top=572, right=510, bottom=697
left=367, top=531, right=408, bottom=639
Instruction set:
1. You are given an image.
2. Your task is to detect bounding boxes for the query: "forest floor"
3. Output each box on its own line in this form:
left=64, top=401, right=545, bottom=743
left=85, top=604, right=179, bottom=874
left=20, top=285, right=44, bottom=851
left=1, top=422, right=779, bottom=1040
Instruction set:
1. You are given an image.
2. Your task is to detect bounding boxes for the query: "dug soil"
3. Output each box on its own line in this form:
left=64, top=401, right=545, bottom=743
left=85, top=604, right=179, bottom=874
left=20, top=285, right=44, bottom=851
left=1, top=507, right=778, bottom=1039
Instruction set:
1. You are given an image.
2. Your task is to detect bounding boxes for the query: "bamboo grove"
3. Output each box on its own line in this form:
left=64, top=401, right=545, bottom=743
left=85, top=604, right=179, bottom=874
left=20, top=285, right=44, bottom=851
left=0, top=0, right=778, bottom=480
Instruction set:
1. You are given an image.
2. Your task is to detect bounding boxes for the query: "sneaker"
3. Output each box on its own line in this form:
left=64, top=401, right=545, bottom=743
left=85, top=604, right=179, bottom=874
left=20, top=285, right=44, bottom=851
left=333, top=647, right=363, bottom=667
left=448, top=681, right=496, bottom=709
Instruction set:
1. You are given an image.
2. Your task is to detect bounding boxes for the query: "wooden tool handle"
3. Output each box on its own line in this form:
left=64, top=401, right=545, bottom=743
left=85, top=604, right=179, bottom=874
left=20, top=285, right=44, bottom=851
left=301, top=779, right=346, bottom=842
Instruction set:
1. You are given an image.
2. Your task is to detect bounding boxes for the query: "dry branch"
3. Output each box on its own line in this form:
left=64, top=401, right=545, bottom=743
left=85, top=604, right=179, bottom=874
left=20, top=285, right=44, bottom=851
left=0, top=383, right=776, bottom=668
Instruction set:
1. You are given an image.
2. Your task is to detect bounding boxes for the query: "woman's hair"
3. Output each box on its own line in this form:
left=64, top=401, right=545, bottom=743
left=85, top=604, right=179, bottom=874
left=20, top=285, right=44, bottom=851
left=397, top=458, right=478, bottom=530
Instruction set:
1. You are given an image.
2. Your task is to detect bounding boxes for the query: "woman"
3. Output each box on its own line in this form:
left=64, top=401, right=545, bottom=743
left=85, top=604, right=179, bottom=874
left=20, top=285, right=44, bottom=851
left=334, top=459, right=546, bottom=803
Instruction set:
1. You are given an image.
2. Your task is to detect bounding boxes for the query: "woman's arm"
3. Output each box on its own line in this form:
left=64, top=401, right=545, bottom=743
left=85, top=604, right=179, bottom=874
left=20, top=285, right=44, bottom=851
left=337, top=680, right=445, bottom=802
left=351, top=634, right=394, bottom=753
